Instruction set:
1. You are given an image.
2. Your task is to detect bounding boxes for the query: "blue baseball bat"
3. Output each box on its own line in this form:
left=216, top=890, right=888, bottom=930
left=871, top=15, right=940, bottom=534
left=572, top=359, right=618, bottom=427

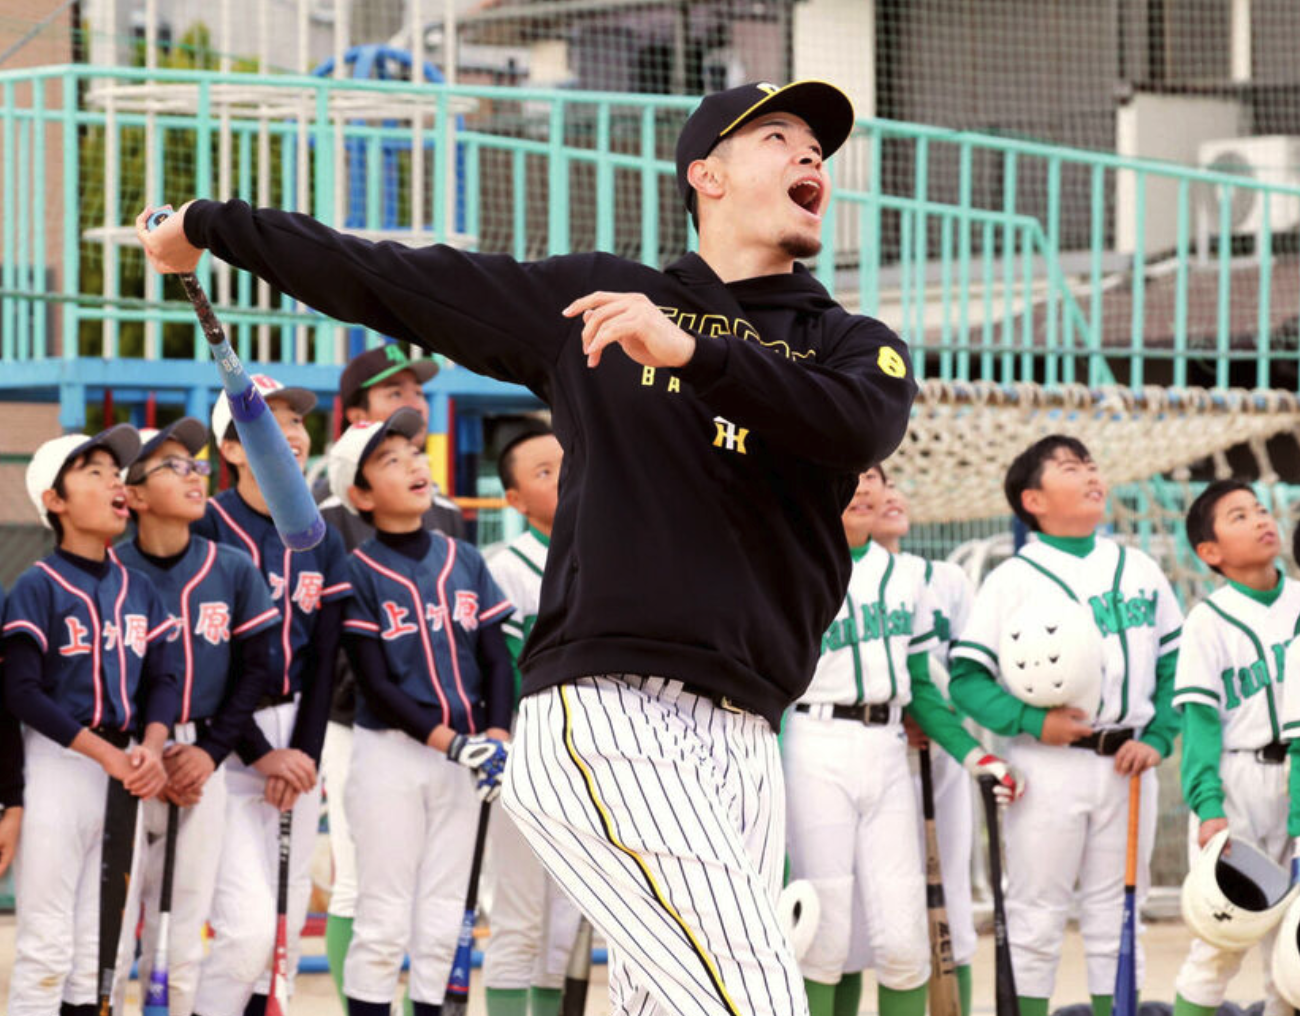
left=1113, top=774, right=1141, bottom=1016
left=145, top=208, right=325, bottom=551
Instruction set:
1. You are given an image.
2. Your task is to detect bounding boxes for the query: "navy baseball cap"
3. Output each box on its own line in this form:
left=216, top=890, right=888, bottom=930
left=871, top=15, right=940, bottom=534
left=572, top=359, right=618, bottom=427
left=675, top=80, right=855, bottom=216
left=125, top=417, right=208, bottom=483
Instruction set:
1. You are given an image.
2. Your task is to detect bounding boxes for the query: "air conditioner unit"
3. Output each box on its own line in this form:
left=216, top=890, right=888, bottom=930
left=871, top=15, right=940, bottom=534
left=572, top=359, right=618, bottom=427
left=1197, top=135, right=1300, bottom=236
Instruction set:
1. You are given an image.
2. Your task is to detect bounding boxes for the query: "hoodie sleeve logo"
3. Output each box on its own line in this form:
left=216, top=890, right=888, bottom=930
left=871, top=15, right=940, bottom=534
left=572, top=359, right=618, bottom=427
left=878, top=346, right=908, bottom=379
left=713, top=417, right=749, bottom=454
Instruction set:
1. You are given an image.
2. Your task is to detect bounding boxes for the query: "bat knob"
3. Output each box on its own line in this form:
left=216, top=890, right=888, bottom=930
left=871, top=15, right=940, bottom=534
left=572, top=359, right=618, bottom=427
left=145, top=207, right=174, bottom=232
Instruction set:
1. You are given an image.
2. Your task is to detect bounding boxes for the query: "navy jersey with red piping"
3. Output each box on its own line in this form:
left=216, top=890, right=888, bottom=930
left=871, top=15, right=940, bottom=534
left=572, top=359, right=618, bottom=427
left=112, top=536, right=280, bottom=722
left=344, top=533, right=512, bottom=734
left=193, top=489, right=351, bottom=697
left=0, top=582, right=22, bottom=809
left=1, top=550, right=177, bottom=733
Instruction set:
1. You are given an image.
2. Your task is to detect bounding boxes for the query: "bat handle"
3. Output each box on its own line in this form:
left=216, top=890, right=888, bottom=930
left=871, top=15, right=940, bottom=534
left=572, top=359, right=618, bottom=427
left=1124, top=774, right=1141, bottom=887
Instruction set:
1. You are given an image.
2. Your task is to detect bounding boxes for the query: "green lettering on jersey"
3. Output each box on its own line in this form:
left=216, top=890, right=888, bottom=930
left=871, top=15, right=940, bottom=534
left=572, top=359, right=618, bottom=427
left=932, top=609, right=951, bottom=645
left=1219, top=667, right=1242, bottom=710
left=1088, top=589, right=1157, bottom=636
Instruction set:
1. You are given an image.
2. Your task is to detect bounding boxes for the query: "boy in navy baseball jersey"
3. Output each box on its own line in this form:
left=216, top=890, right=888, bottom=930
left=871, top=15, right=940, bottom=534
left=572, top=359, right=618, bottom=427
left=115, top=418, right=282, bottom=1015
left=328, top=409, right=514, bottom=1016
left=192, top=375, right=352, bottom=1016
left=3, top=425, right=180, bottom=1015
left=0, top=582, right=22, bottom=880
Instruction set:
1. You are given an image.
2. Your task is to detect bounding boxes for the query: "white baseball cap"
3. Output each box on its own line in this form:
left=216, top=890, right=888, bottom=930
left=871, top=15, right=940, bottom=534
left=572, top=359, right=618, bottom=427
left=210, top=374, right=317, bottom=445
left=327, top=407, right=426, bottom=516
left=27, top=424, right=142, bottom=529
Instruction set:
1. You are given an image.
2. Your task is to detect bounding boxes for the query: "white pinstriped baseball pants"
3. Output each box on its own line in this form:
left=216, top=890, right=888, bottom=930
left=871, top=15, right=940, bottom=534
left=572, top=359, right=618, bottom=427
left=502, top=675, right=808, bottom=1016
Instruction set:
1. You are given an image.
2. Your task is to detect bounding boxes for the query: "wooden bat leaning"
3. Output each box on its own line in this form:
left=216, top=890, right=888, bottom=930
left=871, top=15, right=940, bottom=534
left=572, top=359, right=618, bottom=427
left=1113, top=774, right=1142, bottom=1016
left=266, top=809, right=293, bottom=1016
left=444, top=802, right=493, bottom=1016
left=920, top=746, right=961, bottom=1016
left=143, top=803, right=180, bottom=1016
left=560, top=917, right=594, bottom=1016
left=144, top=209, right=325, bottom=551
left=97, top=778, right=140, bottom=1016
left=979, top=775, right=1019, bottom=1016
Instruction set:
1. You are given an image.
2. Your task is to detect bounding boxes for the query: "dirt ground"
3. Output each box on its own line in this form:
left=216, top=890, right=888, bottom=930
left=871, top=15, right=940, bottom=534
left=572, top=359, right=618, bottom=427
left=0, top=913, right=1272, bottom=1015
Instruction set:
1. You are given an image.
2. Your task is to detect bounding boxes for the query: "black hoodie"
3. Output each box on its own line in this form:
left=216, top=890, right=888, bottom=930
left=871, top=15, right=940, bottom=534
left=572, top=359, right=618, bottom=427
left=184, top=200, right=917, bottom=727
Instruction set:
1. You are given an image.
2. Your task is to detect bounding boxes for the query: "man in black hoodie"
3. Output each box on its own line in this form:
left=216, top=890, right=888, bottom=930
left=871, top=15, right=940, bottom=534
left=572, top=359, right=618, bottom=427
left=138, top=80, right=916, bottom=1016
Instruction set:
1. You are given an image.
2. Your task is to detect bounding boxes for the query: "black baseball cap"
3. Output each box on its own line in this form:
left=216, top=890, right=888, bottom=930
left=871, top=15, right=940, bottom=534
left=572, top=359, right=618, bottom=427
left=340, top=344, right=438, bottom=409
left=675, top=80, right=855, bottom=216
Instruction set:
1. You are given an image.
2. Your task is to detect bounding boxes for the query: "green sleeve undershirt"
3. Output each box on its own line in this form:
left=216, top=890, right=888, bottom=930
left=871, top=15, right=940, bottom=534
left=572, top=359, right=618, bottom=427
left=948, top=656, right=1048, bottom=739
left=503, top=631, right=525, bottom=702
left=905, top=653, right=980, bottom=763
left=1140, top=649, right=1180, bottom=759
left=1181, top=701, right=1226, bottom=822
left=1289, top=740, right=1300, bottom=838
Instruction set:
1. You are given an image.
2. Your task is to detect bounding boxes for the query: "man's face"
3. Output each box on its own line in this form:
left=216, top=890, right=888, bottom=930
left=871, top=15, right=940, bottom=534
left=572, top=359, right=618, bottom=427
left=705, top=112, right=830, bottom=259
left=352, top=369, right=429, bottom=429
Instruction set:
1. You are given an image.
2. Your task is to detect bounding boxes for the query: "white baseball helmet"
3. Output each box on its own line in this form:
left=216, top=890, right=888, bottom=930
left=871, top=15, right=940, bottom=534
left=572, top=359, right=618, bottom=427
left=1182, top=830, right=1297, bottom=950
left=776, top=880, right=820, bottom=962
left=1271, top=893, right=1300, bottom=1005
left=998, top=597, right=1103, bottom=713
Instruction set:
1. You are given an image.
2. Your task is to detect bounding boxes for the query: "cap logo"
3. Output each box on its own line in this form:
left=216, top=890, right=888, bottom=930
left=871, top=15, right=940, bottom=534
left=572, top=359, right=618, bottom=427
left=383, top=345, right=409, bottom=365
left=756, top=83, right=779, bottom=94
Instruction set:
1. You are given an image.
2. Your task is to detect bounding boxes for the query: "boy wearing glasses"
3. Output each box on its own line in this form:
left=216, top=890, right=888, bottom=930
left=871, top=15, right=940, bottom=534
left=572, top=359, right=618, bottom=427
left=115, top=419, right=282, bottom=1016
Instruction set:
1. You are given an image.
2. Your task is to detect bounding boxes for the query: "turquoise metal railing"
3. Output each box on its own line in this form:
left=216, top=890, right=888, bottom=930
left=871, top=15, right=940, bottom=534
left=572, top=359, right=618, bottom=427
left=5, top=65, right=1300, bottom=390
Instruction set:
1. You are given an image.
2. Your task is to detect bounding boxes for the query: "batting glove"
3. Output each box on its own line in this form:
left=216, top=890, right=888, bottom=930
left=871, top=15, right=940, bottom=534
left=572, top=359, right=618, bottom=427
left=963, top=750, right=1025, bottom=805
left=448, top=734, right=509, bottom=802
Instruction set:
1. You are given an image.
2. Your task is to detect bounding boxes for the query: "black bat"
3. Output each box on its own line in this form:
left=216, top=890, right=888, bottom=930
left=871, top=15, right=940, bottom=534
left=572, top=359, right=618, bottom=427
left=979, top=775, right=1019, bottom=1016
left=143, top=803, right=180, bottom=1016
left=444, top=802, right=493, bottom=1016
left=97, top=778, right=140, bottom=1016
left=921, top=746, right=960, bottom=1016
left=266, top=809, right=293, bottom=1016
left=560, top=917, right=594, bottom=1016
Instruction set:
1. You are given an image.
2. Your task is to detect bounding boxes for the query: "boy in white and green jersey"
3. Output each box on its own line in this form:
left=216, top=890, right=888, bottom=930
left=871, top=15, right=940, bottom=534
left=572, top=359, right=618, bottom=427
left=871, top=473, right=980, bottom=1016
left=1174, top=480, right=1296, bottom=1016
left=948, top=435, right=1182, bottom=1016
left=482, top=423, right=582, bottom=1016
left=785, top=464, right=1022, bottom=1016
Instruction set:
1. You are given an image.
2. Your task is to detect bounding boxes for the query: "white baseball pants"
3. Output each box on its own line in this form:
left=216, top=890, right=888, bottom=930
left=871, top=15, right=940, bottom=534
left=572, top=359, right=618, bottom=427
left=502, top=676, right=806, bottom=1016
left=8, top=729, right=144, bottom=1016
left=192, top=700, right=322, bottom=1015
left=342, top=725, right=479, bottom=1005
left=784, top=712, right=930, bottom=989
left=135, top=757, right=229, bottom=1016
left=321, top=720, right=358, bottom=918
left=1175, top=752, right=1291, bottom=1016
left=483, top=794, right=585, bottom=990
left=1002, top=737, right=1157, bottom=998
